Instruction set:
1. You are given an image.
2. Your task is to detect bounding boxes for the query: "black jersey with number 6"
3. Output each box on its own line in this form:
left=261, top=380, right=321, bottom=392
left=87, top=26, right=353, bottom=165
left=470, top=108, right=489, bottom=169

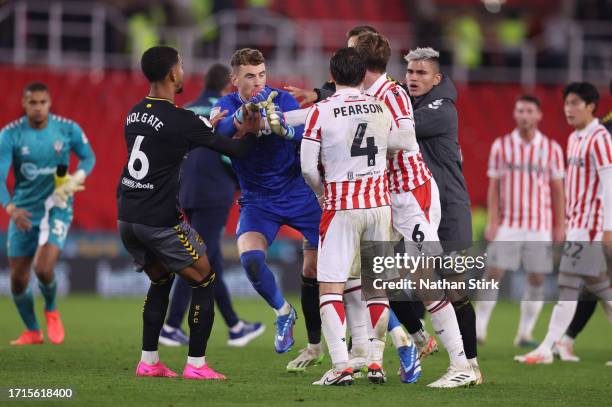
left=117, top=96, right=250, bottom=227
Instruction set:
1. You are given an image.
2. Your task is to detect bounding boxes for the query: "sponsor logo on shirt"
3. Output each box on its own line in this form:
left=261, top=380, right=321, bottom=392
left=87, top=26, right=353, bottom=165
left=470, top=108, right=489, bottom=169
left=20, top=163, right=56, bottom=181
left=121, top=177, right=155, bottom=190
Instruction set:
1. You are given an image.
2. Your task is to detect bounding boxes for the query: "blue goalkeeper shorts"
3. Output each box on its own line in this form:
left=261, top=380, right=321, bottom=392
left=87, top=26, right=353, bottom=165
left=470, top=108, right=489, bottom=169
left=7, top=199, right=73, bottom=257
left=236, top=184, right=321, bottom=248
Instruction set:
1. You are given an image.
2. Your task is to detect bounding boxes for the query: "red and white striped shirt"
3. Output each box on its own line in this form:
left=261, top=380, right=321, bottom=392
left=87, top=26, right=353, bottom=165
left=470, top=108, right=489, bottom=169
left=364, top=74, right=432, bottom=194
left=488, top=130, right=564, bottom=231
left=302, top=88, right=391, bottom=211
left=565, top=119, right=612, bottom=233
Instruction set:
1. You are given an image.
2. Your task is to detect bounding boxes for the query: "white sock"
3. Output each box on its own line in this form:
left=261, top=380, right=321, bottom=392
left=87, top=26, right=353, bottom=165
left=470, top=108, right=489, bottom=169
left=141, top=350, right=159, bottom=365
left=187, top=356, right=205, bottom=368
left=366, top=299, right=389, bottom=367
left=344, top=279, right=368, bottom=358
left=320, top=293, right=348, bottom=370
left=389, top=326, right=411, bottom=348
left=468, top=357, right=479, bottom=369
left=559, top=334, right=574, bottom=345
left=540, top=299, right=578, bottom=350
left=274, top=301, right=291, bottom=316
left=308, top=342, right=323, bottom=352
left=427, top=299, right=469, bottom=370
left=411, top=328, right=429, bottom=348
left=229, top=320, right=245, bottom=333
left=475, top=280, right=499, bottom=339
left=517, top=284, right=544, bottom=339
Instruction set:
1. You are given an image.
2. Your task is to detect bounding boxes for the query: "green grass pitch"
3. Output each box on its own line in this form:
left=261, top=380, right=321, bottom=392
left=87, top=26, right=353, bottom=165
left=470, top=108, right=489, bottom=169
left=0, top=295, right=610, bottom=406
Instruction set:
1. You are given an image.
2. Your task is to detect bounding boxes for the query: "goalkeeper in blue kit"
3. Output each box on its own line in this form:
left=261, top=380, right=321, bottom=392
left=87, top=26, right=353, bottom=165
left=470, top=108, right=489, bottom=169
left=212, top=48, right=325, bottom=370
left=0, top=82, right=95, bottom=345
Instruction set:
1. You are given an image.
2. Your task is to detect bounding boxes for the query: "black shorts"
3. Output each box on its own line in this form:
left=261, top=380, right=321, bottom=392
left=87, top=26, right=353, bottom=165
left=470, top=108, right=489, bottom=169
left=118, top=220, right=207, bottom=273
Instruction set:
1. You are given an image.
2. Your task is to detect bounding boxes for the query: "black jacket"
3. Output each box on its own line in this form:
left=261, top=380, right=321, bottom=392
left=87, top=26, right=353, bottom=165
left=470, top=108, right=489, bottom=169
left=412, top=77, right=473, bottom=247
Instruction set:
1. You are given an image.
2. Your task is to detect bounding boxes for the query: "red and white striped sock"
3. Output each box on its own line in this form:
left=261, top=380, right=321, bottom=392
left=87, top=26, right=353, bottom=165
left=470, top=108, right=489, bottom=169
left=366, top=298, right=389, bottom=366
left=427, top=297, right=469, bottom=370
left=320, top=293, right=348, bottom=370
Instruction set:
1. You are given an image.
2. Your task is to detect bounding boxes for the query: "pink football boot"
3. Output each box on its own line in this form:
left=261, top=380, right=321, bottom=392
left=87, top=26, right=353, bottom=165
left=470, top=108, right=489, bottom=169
left=136, top=361, right=178, bottom=378
left=182, top=364, right=227, bottom=380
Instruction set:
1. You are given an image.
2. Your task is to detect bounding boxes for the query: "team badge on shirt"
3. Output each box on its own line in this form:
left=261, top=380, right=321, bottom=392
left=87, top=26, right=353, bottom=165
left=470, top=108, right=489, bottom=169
left=53, top=140, right=64, bottom=155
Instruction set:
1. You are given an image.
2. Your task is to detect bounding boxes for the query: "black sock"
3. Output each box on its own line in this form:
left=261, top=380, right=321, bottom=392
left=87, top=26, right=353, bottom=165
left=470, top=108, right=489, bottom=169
left=412, top=301, right=426, bottom=320
left=142, top=273, right=175, bottom=351
left=452, top=297, right=477, bottom=359
left=188, top=272, right=216, bottom=358
left=390, top=301, right=424, bottom=335
left=301, top=275, right=321, bottom=344
left=566, top=297, right=598, bottom=339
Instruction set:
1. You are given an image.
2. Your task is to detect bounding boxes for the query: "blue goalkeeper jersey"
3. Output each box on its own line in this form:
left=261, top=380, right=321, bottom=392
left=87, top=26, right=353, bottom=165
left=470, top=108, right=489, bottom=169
left=211, top=86, right=308, bottom=200
left=0, top=114, right=96, bottom=220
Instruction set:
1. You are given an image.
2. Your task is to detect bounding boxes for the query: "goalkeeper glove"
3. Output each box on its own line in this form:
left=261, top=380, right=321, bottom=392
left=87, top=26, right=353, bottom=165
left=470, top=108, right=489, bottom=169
left=266, top=102, right=295, bottom=140
left=52, top=169, right=86, bottom=208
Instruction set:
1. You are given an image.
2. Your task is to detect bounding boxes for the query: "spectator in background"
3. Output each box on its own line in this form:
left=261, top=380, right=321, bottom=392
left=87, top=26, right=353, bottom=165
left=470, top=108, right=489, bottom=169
left=159, top=63, right=265, bottom=348
left=496, top=9, right=527, bottom=68
left=447, top=10, right=483, bottom=70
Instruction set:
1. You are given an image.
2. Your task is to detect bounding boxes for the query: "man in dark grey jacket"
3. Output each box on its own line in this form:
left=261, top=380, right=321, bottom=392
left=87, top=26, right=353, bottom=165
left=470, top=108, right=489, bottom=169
left=405, top=47, right=481, bottom=384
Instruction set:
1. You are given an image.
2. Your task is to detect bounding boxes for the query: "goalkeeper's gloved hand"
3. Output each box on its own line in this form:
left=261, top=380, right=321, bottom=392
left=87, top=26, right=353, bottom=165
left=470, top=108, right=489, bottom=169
left=266, top=102, right=295, bottom=140
left=52, top=170, right=86, bottom=209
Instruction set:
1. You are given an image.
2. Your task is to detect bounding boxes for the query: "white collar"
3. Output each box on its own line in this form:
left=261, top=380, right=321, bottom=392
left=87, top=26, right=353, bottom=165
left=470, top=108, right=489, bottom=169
left=511, top=128, right=542, bottom=145
left=574, top=118, right=600, bottom=138
left=364, top=73, right=389, bottom=96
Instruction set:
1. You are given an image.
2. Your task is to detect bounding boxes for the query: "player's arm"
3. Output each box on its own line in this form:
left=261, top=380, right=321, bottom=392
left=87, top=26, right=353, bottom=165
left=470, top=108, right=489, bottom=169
left=384, top=92, right=417, bottom=152
left=184, top=110, right=256, bottom=158
left=69, top=122, right=96, bottom=177
left=485, top=139, right=502, bottom=241
left=300, top=106, right=324, bottom=198
left=593, top=132, right=612, bottom=249
left=413, top=98, right=456, bottom=139
left=269, top=92, right=304, bottom=143
left=300, top=140, right=323, bottom=199
left=0, top=127, right=13, bottom=209
left=284, top=81, right=335, bottom=107
left=210, top=99, right=240, bottom=137
left=550, top=142, right=565, bottom=242
left=0, top=128, right=32, bottom=230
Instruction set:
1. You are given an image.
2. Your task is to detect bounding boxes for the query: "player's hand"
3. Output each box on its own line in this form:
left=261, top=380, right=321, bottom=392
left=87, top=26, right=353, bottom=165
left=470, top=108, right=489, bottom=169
left=6, top=204, right=32, bottom=231
left=53, top=170, right=86, bottom=208
left=211, top=109, right=228, bottom=128
left=234, top=107, right=261, bottom=138
left=266, top=102, right=295, bottom=140
left=552, top=225, right=565, bottom=243
left=284, top=86, right=317, bottom=107
left=484, top=223, right=498, bottom=242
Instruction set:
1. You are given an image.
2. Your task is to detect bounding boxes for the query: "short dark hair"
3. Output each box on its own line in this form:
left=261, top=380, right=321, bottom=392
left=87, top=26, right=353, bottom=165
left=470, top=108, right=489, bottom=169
left=141, top=46, right=179, bottom=83
left=516, top=94, right=541, bottom=109
left=205, top=64, right=231, bottom=92
left=563, top=82, right=599, bottom=112
left=352, top=32, right=390, bottom=73
left=24, top=82, right=48, bottom=94
left=346, top=25, right=378, bottom=39
left=330, top=47, right=366, bottom=87
left=230, top=48, right=265, bottom=68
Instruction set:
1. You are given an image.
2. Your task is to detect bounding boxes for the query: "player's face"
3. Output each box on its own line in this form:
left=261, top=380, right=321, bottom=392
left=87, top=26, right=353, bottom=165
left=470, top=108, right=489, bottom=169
left=232, top=64, right=266, bottom=99
left=22, top=90, right=51, bottom=126
left=171, top=56, right=184, bottom=94
left=406, top=60, right=441, bottom=97
left=347, top=35, right=358, bottom=47
left=513, top=101, right=541, bottom=131
left=564, top=92, right=594, bottom=129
